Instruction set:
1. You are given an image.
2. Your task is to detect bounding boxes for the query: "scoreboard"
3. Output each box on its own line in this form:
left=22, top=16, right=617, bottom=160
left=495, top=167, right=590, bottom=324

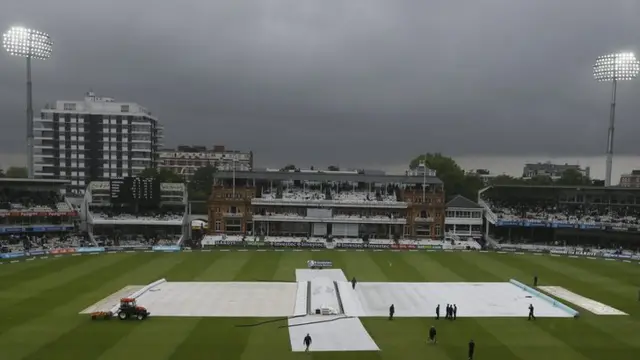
left=110, top=177, right=161, bottom=204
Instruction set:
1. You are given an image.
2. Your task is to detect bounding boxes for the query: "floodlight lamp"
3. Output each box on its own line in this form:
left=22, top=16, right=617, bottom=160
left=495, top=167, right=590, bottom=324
left=593, top=52, right=640, bottom=82
left=3, top=26, right=53, bottom=60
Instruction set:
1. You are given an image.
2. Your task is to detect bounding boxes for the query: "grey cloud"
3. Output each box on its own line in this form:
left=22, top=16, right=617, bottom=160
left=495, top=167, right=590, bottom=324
left=1, top=0, right=639, bottom=168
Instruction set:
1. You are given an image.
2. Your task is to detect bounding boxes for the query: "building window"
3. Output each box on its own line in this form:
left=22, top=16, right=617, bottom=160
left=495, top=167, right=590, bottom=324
left=121, top=105, right=130, bottom=113
left=435, top=224, right=442, bottom=236
left=63, top=103, right=76, bottom=111
left=225, top=219, right=242, bottom=233
left=416, top=225, right=430, bottom=236
left=215, top=221, right=221, bottom=231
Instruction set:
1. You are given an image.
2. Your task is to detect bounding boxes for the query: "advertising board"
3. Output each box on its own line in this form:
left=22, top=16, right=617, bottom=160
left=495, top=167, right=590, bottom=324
left=152, top=245, right=181, bottom=252
left=270, top=242, right=326, bottom=249
left=0, top=252, right=24, bottom=259
left=76, top=247, right=105, bottom=253
left=215, top=241, right=263, bottom=247
left=26, top=250, right=48, bottom=256
left=390, top=244, right=417, bottom=250
left=49, top=248, right=76, bottom=255
left=335, top=243, right=391, bottom=249
left=307, top=260, right=333, bottom=269
left=416, top=244, right=443, bottom=250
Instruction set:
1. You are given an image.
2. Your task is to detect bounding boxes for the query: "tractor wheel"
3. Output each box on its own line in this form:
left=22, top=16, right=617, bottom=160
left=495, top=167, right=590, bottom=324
left=136, top=313, right=145, bottom=320
left=118, top=312, right=128, bottom=320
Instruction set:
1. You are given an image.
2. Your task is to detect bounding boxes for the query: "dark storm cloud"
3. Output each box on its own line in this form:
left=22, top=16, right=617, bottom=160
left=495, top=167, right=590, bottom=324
left=1, top=0, right=639, bottom=168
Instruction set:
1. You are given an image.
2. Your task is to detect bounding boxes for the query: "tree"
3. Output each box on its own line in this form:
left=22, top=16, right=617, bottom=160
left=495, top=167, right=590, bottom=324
left=0, top=168, right=4, bottom=178
left=5, top=166, right=27, bottom=178
left=139, top=168, right=183, bottom=183
left=139, top=168, right=159, bottom=178
left=527, top=175, right=554, bottom=186
left=157, top=169, right=184, bottom=183
left=410, top=153, right=604, bottom=201
left=280, top=164, right=296, bottom=171
left=556, top=168, right=590, bottom=186
left=327, top=165, right=340, bottom=171
left=409, top=153, right=481, bottom=200
left=491, top=175, right=522, bottom=185
left=189, top=164, right=216, bottom=200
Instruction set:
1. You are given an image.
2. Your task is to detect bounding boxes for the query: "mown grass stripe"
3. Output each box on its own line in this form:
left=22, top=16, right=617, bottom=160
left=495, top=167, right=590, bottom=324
left=0, top=250, right=637, bottom=360
left=0, top=255, right=66, bottom=280
left=450, top=253, right=592, bottom=360
left=498, top=253, right=640, bottom=352
left=369, top=251, right=425, bottom=282
left=0, top=255, right=102, bottom=293
left=337, top=251, right=388, bottom=281
left=2, top=254, right=180, bottom=359
left=96, top=253, right=228, bottom=360
left=167, top=252, right=283, bottom=360
left=423, top=253, right=538, bottom=360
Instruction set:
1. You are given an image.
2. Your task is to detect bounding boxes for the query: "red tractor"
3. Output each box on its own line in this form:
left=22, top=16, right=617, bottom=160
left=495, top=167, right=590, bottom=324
left=117, top=298, right=150, bottom=320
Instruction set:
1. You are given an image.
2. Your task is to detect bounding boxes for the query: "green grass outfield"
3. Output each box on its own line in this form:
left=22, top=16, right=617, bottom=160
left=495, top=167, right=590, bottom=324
left=0, top=250, right=639, bottom=360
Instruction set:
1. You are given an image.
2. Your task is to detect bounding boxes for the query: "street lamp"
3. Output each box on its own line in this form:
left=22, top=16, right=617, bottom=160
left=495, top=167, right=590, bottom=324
left=593, top=52, right=639, bottom=187
left=3, top=26, right=53, bottom=179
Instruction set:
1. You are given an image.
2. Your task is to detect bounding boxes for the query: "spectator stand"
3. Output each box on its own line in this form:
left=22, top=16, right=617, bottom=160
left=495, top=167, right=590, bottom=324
left=83, top=181, right=189, bottom=248
left=0, top=178, right=80, bottom=251
left=480, top=185, right=640, bottom=251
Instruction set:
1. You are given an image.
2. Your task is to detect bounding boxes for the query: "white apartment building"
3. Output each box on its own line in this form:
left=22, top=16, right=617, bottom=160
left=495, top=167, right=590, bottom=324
left=522, top=162, right=590, bottom=180
left=159, top=145, right=252, bottom=180
left=33, top=91, right=163, bottom=193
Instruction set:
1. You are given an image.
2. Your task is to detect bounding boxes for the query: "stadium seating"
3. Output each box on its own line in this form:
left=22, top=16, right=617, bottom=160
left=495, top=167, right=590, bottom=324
left=482, top=198, right=640, bottom=227
left=0, top=188, right=68, bottom=213
left=200, top=235, right=481, bottom=250
left=254, top=211, right=399, bottom=221
left=91, top=211, right=183, bottom=222
left=258, top=189, right=399, bottom=203
left=331, top=191, right=397, bottom=203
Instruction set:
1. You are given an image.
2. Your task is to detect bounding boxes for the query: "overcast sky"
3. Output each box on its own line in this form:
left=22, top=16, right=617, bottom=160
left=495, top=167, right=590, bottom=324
left=1, top=0, right=639, bottom=169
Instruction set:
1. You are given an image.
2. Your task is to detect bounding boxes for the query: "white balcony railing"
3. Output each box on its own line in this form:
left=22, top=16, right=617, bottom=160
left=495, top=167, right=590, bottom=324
left=251, top=198, right=408, bottom=208
left=478, top=199, right=497, bottom=224
left=252, top=214, right=406, bottom=224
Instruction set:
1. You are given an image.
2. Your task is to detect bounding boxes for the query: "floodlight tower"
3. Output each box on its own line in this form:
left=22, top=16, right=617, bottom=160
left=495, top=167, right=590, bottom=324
left=593, top=52, right=640, bottom=187
left=3, top=26, right=53, bottom=179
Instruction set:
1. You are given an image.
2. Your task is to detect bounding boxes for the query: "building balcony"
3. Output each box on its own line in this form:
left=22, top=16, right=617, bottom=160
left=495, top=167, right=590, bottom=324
left=33, top=144, right=54, bottom=150
left=251, top=198, right=408, bottom=209
left=33, top=153, right=55, bottom=159
left=222, top=212, right=244, bottom=218
left=444, top=217, right=483, bottom=226
left=252, top=214, right=406, bottom=224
